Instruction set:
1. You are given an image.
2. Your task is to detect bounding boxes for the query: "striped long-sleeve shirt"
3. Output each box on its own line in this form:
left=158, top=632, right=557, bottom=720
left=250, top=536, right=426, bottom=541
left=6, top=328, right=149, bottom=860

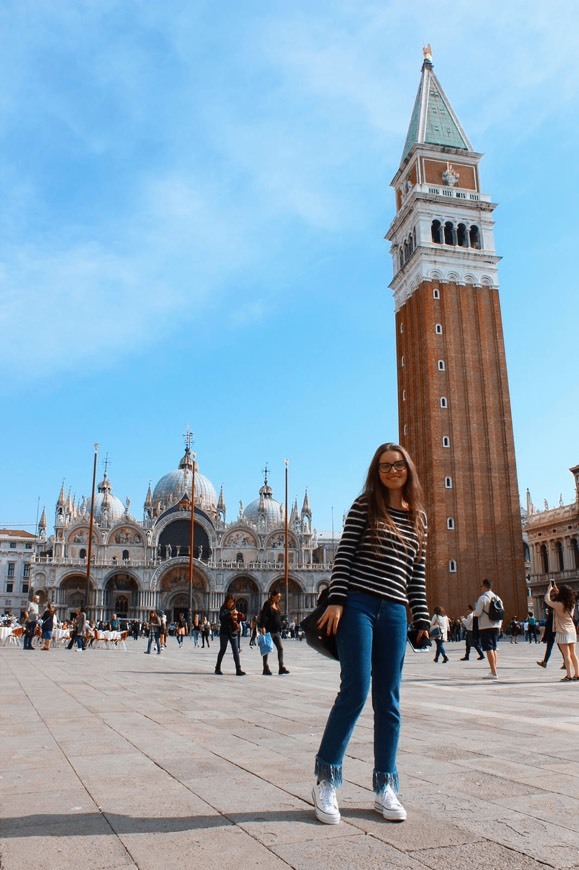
left=327, top=496, right=430, bottom=630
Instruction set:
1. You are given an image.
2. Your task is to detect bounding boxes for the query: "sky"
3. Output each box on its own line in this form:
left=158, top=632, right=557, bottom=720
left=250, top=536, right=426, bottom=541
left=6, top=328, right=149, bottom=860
left=1, top=0, right=578, bottom=535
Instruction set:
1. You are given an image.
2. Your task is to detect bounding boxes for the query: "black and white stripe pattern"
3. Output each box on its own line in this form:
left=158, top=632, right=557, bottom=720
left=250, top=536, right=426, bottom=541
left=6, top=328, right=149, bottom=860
left=328, top=496, right=430, bottom=629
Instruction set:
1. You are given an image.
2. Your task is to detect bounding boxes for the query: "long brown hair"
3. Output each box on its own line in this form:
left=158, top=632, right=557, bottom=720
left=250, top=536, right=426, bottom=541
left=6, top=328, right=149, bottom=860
left=363, top=442, right=426, bottom=549
left=553, top=584, right=576, bottom=613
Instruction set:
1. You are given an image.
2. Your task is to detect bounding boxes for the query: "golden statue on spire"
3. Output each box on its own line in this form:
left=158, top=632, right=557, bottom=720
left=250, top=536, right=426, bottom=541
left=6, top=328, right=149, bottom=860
left=423, top=44, right=433, bottom=63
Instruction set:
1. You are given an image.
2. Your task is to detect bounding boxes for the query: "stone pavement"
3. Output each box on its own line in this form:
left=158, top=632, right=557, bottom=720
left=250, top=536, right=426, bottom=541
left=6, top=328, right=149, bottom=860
left=1, top=636, right=578, bottom=870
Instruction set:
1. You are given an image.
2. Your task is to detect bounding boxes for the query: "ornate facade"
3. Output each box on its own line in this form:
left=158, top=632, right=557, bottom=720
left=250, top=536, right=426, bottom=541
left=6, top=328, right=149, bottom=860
left=31, top=442, right=335, bottom=623
left=525, top=465, right=579, bottom=615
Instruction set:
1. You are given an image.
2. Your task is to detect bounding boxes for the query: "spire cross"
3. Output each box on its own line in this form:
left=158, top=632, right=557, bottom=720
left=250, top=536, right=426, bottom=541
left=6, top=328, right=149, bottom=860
left=262, top=462, right=270, bottom=485
left=103, top=453, right=111, bottom=476
left=183, top=424, right=195, bottom=452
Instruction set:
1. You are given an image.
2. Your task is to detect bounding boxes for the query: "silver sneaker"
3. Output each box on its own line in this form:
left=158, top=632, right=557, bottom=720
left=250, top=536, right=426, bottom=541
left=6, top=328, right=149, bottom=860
left=374, top=785, right=407, bottom=821
left=312, top=781, right=340, bottom=824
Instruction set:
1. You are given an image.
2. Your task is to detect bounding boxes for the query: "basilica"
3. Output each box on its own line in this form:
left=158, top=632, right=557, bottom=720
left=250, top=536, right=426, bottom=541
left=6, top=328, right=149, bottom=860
left=31, top=441, right=335, bottom=624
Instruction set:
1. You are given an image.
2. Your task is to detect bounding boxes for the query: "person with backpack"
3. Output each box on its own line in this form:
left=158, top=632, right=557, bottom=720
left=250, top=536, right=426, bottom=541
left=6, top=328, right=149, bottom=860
left=474, top=578, right=504, bottom=680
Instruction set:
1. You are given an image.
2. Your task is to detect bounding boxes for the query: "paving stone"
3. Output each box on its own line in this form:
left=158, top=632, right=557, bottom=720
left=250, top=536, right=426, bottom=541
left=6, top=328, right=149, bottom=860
left=2, top=640, right=579, bottom=870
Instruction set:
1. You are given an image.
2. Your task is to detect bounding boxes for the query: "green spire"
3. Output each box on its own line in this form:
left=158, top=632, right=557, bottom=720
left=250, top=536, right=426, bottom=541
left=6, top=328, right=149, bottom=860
left=401, top=48, right=471, bottom=163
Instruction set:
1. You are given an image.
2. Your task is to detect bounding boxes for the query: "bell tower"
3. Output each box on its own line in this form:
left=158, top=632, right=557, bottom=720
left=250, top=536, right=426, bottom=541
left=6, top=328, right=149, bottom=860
left=386, top=47, right=525, bottom=617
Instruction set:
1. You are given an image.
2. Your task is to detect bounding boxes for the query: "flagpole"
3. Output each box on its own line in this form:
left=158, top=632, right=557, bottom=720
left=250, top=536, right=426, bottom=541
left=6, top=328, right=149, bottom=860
left=85, top=443, right=99, bottom=619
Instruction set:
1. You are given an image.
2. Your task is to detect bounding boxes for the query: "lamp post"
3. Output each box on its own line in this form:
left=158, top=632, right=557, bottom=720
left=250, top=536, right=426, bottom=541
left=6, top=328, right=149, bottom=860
left=85, top=443, right=99, bottom=620
left=284, top=459, right=289, bottom=621
left=188, top=452, right=197, bottom=624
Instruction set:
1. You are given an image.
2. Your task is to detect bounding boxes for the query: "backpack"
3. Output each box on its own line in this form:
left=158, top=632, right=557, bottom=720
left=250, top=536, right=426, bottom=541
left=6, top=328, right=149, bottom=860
left=488, top=595, right=505, bottom=622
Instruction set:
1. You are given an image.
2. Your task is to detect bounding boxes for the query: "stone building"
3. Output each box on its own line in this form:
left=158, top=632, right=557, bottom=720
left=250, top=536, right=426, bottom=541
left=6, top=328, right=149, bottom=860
left=31, top=441, right=335, bottom=624
left=525, top=465, right=579, bottom=615
left=386, top=47, right=526, bottom=617
left=0, top=529, right=36, bottom=616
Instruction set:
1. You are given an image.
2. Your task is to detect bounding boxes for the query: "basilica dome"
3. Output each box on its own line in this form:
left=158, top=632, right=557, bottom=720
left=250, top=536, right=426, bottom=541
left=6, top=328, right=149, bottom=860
left=243, top=479, right=285, bottom=528
left=87, top=473, right=125, bottom=523
left=152, top=447, right=217, bottom=513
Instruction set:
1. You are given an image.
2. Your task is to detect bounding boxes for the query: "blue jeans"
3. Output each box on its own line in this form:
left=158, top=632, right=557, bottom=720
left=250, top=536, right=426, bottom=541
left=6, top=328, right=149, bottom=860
left=434, top=638, right=446, bottom=660
left=316, top=591, right=407, bottom=793
left=147, top=631, right=161, bottom=653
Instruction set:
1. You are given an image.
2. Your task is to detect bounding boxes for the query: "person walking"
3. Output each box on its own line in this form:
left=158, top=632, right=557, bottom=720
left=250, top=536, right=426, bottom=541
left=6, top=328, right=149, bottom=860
left=192, top=613, right=200, bottom=647
left=527, top=612, right=539, bottom=643
left=74, top=608, right=87, bottom=652
left=430, top=606, right=449, bottom=663
left=259, top=591, right=290, bottom=675
left=474, top=579, right=503, bottom=680
left=23, top=595, right=40, bottom=650
left=544, top=583, right=579, bottom=682
left=175, top=613, right=187, bottom=646
left=312, top=442, right=429, bottom=825
left=144, top=610, right=162, bottom=655
left=459, top=604, right=485, bottom=661
left=40, top=603, right=56, bottom=651
left=200, top=617, right=211, bottom=648
left=214, top=595, right=246, bottom=676
left=509, top=616, right=521, bottom=643
left=536, top=608, right=558, bottom=669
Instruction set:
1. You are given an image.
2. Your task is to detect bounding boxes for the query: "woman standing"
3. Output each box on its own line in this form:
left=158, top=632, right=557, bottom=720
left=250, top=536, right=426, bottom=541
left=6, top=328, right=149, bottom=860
left=544, top=583, right=578, bottom=681
left=259, top=591, right=290, bottom=675
left=40, top=603, right=56, bottom=651
left=192, top=613, right=200, bottom=647
left=144, top=610, right=162, bottom=655
left=215, top=595, right=246, bottom=676
left=431, top=606, right=449, bottom=663
left=175, top=613, right=187, bottom=647
left=312, top=443, right=429, bottom=825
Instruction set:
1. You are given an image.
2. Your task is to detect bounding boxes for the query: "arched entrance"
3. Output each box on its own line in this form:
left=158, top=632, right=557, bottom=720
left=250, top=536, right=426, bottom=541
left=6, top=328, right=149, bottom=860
left=58, top=575, right=94, bottom=620
left=227, top=575, right=260, bottom=621
left=104, top=573, right=140, bottom=622
left=159, top=564, right=208, bottom=619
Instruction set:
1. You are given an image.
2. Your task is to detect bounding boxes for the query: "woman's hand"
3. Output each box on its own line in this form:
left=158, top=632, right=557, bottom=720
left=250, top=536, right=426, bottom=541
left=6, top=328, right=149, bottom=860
left=317, top=604, right=343, bottom=636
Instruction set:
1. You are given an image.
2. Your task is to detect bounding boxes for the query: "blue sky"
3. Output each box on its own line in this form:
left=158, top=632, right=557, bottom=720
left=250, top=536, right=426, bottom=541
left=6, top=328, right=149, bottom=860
left=1, top=0, right=578, bottom=533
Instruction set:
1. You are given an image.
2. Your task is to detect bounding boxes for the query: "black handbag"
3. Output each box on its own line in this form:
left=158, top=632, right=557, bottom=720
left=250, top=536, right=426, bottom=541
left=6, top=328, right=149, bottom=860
left=301, top=588, right=339, bottom=661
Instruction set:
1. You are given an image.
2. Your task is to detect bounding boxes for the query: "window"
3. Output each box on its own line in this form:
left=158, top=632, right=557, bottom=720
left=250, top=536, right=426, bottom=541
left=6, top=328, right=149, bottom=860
left=470, top=225, right=481, bottom=249
left=79, top=548, right=86, bottom=559
left=402, top=390, right=406, bottom=401
left=556, top=541, right=564, bottom=572
left=23, top=563, right=30, bottom=578
left=445, top=476, right=452, bottom=488
left=433, top=288, right=440, bottom=299
left=457, top=223, right=468, bottom=247
left=442, top=436, right=450, bottom=447
left=435, top=323, right=443, bottom=334
left=449, top=560, right=457, bottom=573
left=7, top=562, right=15, bottom=578
left=25, top=543, right=32, bottom=550
left=401, top=355, right=405, bottom=367
left=431, top=220, right=442, bottom=244
left=22, top=582, right=29, bottom=593
left=6, top=581, right=13, bottom=593
left=440, top=397, right=448, bottom=408
left=400, top=323, right=403, bottom=333
left=122, top=549, right=130, bottom=561
left=9, top=542, right=16, bottom=549
left=437, top=360, right=445, bottom=371
left=403, top=424, right=407, bottom=435
left=447, top=517, right=455, bottom=529
left=540, top=544, right=549, bottom=574
left=444, top=221, right=454, bottom=245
